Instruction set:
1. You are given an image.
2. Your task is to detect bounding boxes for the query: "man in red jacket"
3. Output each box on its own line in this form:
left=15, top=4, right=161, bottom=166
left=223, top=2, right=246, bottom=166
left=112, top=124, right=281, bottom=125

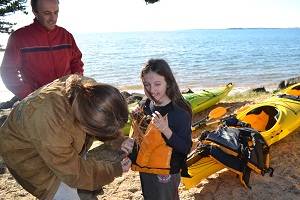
left=0, top=0, right=84, bottom=108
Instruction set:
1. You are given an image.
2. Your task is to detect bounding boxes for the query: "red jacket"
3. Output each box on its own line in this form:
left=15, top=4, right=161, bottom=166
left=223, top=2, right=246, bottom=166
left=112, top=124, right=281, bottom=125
left=0, top=19, right=84, bottom=99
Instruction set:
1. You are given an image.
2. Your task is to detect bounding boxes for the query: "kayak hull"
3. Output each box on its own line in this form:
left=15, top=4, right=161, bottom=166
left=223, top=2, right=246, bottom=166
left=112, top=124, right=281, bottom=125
left=183, top=83, right=233, bottom=114
left=182, top=157, right=224, bottom=189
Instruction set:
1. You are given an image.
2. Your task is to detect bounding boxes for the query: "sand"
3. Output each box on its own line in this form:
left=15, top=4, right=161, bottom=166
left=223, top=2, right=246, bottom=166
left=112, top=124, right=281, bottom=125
left=0, top=101, right=299, bottom=200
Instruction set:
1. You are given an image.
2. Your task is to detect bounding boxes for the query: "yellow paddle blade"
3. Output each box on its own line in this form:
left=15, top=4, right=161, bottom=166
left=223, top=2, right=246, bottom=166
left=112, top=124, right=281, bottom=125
left=208, top=107, right=227, bottom=120
left=191, top=107, right=228, bottom=131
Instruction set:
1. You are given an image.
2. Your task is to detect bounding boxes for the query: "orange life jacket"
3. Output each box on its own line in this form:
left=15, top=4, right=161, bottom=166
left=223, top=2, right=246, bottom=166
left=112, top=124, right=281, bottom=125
left=130, top=119, right=173, bottom=174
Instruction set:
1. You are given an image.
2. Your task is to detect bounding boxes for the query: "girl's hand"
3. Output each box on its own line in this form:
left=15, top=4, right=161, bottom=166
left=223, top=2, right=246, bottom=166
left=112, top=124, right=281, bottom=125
left=132, top=105, right=142, bottom=114
left=130, top=105, right=143, bottom=120
left=121, top=157, right=132, bottom=172
left=120, top=138, right=134, bottom=155
left=152, top=111, right=172, bottom=139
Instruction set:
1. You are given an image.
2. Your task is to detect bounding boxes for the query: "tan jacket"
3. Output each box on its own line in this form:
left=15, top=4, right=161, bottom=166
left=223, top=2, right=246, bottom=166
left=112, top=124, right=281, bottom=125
left=0, top=75, right=122, bottom=199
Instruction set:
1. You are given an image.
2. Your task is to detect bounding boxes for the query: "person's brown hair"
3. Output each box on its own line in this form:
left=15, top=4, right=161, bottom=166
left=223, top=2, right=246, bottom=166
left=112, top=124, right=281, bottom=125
left=31, top=0, right=59, bottom=12
left=66, top=75, right=128, bottom=141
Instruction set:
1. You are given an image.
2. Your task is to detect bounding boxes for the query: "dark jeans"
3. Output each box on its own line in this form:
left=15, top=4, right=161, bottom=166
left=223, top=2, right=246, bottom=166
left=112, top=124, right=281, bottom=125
left=140, top=172, right=181, bottom=200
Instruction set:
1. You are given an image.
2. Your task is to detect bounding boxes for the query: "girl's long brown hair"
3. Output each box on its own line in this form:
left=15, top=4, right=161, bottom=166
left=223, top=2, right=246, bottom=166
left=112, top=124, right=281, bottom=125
left=141, top=59, right=192, bottom=117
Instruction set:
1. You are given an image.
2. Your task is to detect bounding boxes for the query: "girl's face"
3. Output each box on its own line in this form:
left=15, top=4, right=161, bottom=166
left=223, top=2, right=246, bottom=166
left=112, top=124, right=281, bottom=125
left=142, top=71, right=171, bottom=106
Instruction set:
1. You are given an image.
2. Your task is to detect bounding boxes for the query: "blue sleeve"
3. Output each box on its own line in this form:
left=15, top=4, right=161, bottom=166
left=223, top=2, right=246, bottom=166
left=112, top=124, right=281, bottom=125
left=166, top=110, right=192, bottom=155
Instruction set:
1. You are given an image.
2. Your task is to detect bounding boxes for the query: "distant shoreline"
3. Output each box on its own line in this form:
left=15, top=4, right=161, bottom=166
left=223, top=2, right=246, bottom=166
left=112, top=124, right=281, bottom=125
left=226, top=27, right=300, bottom=30
left=72, top=27, right=300, bottom=34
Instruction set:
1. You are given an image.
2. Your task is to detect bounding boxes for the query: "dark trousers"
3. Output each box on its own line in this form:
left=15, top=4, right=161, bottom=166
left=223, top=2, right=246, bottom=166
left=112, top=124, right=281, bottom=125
left=140, top=172, right=181, bottom=200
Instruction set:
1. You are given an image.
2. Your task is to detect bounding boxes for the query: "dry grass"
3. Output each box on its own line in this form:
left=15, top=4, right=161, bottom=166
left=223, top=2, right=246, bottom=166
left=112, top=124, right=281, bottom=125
left=224, top=91, right=274, bottom=103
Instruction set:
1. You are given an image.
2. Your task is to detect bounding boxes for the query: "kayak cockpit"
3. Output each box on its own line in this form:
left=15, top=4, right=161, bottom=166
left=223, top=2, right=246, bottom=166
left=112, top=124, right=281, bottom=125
left=241, top=106, right=279, bottom=132
left=284, top=83, right=300, bottom=96
left=286, top=85, right=300, bottom=96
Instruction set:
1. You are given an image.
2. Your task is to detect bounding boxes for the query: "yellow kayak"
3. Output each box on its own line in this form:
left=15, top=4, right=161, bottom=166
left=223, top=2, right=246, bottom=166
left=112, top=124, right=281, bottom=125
left=182, top=157, right=225, bottom=189
left=182, top=83, right=300, bottom=189
left=281, top=82, right=300, bottom=96
left=236, top=95, right=300, bottom=145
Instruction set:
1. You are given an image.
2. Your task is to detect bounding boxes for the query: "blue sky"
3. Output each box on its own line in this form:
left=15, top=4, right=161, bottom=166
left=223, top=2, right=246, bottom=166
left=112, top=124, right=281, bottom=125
left=4, top=0, right=300, bottom=34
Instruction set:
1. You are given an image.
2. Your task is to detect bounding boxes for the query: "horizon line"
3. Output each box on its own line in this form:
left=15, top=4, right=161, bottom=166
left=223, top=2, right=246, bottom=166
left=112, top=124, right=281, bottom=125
left=73, top=27, right=300, bottom=34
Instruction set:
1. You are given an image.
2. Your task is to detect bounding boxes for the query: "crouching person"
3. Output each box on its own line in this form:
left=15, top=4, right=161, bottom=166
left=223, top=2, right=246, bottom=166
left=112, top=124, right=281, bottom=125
left=0, top=74, right=131, bottom=199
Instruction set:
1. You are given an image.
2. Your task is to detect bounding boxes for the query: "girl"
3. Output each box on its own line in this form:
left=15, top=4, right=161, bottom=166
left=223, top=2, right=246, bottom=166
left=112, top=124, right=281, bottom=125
left=128, top=59, right=192, bottom=200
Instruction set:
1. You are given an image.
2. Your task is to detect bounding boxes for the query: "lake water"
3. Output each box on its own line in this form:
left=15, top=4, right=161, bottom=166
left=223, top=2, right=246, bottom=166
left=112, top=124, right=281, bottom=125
left=1, top=28, right=300, bottom=102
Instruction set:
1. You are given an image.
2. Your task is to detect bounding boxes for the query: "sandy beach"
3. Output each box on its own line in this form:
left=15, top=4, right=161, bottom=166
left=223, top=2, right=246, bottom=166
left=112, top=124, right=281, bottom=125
left=0, top=97, right=299, bottom=200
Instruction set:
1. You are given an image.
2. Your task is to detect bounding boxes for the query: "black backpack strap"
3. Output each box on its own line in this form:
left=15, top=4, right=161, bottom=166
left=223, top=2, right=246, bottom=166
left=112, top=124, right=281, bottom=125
left=277, top=94, right=300, bottom=102
left=242, top=166, right=252, bottom=189
left=186, top=144, right=211, bottom=167
left=238, top=133, right=252, bottom=188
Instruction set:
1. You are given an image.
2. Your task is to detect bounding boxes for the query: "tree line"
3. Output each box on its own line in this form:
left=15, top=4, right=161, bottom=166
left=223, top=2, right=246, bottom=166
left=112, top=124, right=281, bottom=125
left=0, top=0, right=161, bottom=35
left=1, top=0, right=27, bottom=34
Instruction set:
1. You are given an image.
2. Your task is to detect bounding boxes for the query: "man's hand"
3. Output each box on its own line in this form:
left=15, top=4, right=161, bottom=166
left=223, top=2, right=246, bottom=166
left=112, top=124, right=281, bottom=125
left=120, top=138, right=134, bottom=155
left=121, top=157, right=132, bottom=172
